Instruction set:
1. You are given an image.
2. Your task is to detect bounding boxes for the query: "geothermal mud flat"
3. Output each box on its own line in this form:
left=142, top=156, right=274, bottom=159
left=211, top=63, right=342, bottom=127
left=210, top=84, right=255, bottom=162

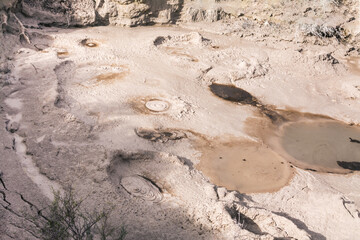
left=1, top=4, right=360, bottom=239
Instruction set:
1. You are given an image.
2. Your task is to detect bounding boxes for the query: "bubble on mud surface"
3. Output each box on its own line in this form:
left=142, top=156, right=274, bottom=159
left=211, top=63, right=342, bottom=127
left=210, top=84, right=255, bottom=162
left=131, top=96, right=193, bottom=119
left=145, top=99, right=170, bottom=112
left=121, top=175, right=163, bottom=202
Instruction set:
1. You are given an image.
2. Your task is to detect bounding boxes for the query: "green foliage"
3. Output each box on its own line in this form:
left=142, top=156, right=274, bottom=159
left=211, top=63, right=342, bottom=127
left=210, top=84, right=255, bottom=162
left=30, top=187, right=126, bottom=240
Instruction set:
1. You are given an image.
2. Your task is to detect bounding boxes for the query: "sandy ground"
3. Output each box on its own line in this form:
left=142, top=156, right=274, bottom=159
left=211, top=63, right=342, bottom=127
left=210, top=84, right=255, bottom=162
left=1, top=22, right=360, bottom=240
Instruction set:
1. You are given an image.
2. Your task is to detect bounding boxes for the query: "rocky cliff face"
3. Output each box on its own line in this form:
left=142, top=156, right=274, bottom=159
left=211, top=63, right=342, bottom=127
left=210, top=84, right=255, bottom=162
left=0, top=0, right=358, bottom=47
left=18, top=0, right=183, bottom=26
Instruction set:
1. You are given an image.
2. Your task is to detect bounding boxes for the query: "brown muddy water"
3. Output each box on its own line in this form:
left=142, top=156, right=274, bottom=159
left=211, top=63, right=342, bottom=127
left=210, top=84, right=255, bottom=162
left=196, top=83, right=360, bottom=195
left=209, top=83, right=285, bottom=124
left=270, top=120, right=360, bottom=173
left=197, top=141, right=294, bottom=193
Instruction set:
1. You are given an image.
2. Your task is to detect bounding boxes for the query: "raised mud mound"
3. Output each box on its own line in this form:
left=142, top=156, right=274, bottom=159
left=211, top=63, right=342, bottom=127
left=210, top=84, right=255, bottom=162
left=120, top=175, right=163, bottom=202
left=107, top=150, right=310, bottom=239
left=135, top=128, right=187, bottom=143
left=154, top=32, right=211, bottom=47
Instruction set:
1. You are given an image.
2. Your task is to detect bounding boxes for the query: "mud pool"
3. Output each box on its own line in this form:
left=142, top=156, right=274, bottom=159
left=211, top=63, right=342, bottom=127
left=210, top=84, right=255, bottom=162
left=272, top=121, right=360, bottom=173
left=197, top=141, right=294, bottom=193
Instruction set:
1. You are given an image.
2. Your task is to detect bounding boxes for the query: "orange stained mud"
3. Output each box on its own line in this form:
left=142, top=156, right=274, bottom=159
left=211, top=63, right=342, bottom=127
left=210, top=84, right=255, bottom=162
left=95, top=71, right=129, bottom=84
left=165, top=47, right=199, bottom=62
left=130, top=96, right=171, bottom=115
left=57, top=50, right=69, bottom=58
left=196, top=139, right=294, bottom=193
left=76, top=65, right=130, bottom=88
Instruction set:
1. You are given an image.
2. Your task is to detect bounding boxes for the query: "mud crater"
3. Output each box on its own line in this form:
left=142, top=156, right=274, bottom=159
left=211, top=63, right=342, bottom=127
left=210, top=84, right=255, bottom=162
left=135, top=128, right=187, bottom=143
left=107, top=151, right=164, bottom=202
left=131, top=97, right=171, bottom=115
left=80, top=39, right=100, bottom=48
left=145, top=99, right=170, bottom=112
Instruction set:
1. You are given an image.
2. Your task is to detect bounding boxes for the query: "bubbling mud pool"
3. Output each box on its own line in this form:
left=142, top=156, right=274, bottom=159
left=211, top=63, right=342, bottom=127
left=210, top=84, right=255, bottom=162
left=270, top=120, right=360, bottom=173
left=197, top=141, right=294, bottom=193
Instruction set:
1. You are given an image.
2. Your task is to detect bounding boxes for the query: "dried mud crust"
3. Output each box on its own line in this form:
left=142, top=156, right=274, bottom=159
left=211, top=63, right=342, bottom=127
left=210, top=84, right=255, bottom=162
left=107, top=150, right=310, bottom=239
left=2, top=22, right=360, bottom=239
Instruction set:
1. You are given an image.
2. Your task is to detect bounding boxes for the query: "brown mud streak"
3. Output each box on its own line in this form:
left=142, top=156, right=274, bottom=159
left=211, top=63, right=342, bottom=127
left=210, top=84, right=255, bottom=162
left=164, top=47, right=199, bottom=62
left=76, top=65, right=130, bottom=88
left=209, top=83, right=333, bottom=124
left=57, top=50, right=69, bottom=58
left=95, top=72, right=128, bottom=84
left=209, top=83, right=286, bottom=124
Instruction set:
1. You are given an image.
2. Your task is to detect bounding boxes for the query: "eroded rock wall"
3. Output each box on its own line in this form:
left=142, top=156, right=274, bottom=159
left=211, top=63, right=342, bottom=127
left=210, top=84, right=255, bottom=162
left=19, top=0, right=183, bottom=26
left=1, top=0, right=355, bottom=49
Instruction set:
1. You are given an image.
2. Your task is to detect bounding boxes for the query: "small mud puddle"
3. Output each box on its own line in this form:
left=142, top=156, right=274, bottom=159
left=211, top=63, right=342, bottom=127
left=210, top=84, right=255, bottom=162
left=210, top=83, right=285, bottom=124
left=272, top=121, right=360, bottom=173
left=197, top=141, right=293, bottom=193
left=210, top=84, right=259, bottom=105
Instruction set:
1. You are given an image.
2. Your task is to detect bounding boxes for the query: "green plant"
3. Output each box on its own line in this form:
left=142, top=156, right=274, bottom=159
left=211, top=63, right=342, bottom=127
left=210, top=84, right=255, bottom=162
left=26, top=187, right=126, bottom=240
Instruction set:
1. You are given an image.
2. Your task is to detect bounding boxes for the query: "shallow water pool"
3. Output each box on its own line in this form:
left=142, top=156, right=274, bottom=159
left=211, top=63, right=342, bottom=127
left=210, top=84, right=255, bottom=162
left=278, top=121, right=360, bottom=173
